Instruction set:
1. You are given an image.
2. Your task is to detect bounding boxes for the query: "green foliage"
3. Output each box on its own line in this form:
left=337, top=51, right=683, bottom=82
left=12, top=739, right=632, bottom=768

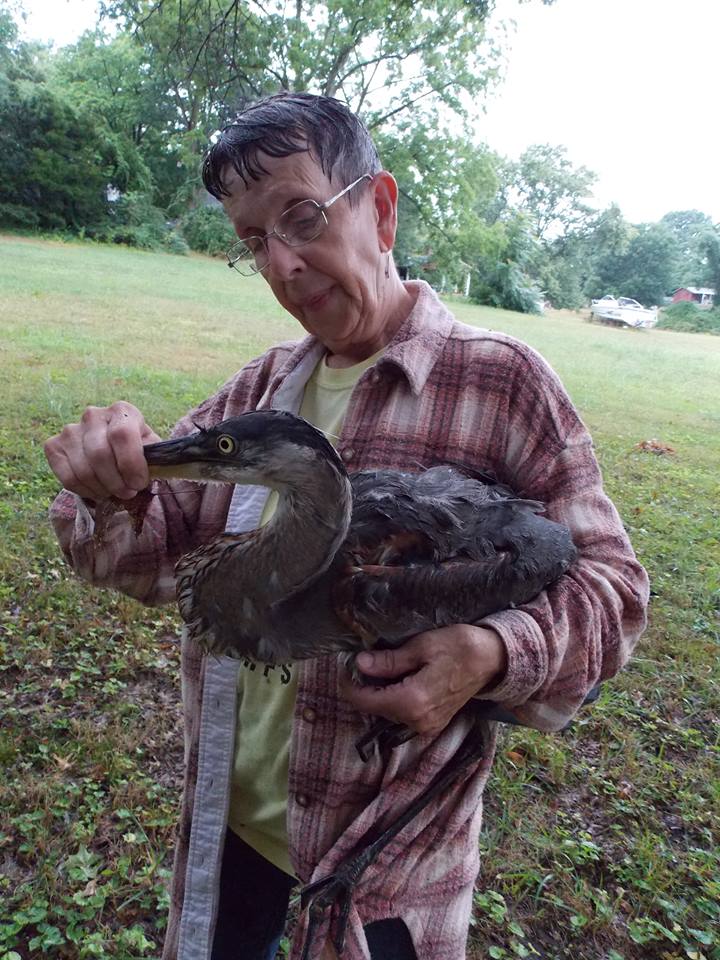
left=0, top=1, right=17, bottom=69
left=477, top=144, right=600, bottom=309
left=582, top=204, right=633, bottom=300
left=180, top=205, right=236, bottom=256
left=51, top=31, right=182, bottom=209
left=1, top=0, right=508, bottom=255
left=471, top=257, right=543, bottom=314
left=698, top=228, right=720, bottom=300
left=661, top=209, right=714, bottom=287
left=540, top=252, right=585, bottom=310
left=657, top=301, right=720, bottom=335
left=48, top=32, right=158, bottom=191
left=0, top=2, right=46, bottom=83
left=162, top=231, right=190, bottom=256
left=2, top=0, right=715, bottom=313
left=470, top=218, right=543, bottom=314
left=102, top=0, right=499, bottom=128
left=0, top=23, right=156, bottom=237
left=0, top=77, right=115, bottom=230
left=588, top=223, right=679, bottom=307
left=92, top=0, right=503, bottom=228
left=382, top=130, right=502, bottom=288
left=91, top=191, right=183, bottom=252
left=505, top=144, right=597, bottom=243
left=0, top=200, right=40, bottom=229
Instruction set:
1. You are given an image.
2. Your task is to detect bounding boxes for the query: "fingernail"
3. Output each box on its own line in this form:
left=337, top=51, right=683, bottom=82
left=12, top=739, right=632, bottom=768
left=357, top=652, right=374, bottom=669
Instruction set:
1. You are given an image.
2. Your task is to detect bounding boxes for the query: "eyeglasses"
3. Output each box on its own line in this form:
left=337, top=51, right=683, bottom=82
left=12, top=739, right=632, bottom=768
left=226, top=173, right=373, bottom=276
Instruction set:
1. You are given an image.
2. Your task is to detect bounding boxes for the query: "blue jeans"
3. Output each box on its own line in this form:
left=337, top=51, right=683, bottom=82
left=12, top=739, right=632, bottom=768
left=211, top=829, right=417, bottom=960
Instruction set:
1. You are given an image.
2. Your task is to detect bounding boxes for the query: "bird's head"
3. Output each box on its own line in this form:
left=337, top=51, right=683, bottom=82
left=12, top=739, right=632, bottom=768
left=143, top=410, right=346, bottom=489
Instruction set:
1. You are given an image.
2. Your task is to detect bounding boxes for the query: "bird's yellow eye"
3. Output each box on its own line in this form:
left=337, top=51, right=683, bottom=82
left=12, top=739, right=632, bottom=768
left=217, top=435, right=236, bottom=455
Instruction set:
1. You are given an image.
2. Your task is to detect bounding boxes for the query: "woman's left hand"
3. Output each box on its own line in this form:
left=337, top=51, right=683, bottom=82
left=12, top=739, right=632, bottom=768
left=338, top=624, right=507, bottom=738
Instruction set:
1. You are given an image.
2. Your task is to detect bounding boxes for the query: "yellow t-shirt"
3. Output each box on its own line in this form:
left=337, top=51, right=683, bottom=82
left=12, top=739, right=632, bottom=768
left=227, top=348, right=384, bottom=876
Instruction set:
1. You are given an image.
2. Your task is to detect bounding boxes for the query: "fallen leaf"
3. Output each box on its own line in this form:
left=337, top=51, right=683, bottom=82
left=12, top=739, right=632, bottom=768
left=635, top=439, right=676, bottom=456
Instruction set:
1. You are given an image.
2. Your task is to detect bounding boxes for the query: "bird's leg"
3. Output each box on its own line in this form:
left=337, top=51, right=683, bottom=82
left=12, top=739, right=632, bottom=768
left=299, top=712, right=487, bottom=958
left=342, top=650, right=419, bottom=762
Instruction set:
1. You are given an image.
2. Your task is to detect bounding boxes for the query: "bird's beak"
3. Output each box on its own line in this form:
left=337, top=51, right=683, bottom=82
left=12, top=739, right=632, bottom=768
left=143, top=434, right=208, bottom=480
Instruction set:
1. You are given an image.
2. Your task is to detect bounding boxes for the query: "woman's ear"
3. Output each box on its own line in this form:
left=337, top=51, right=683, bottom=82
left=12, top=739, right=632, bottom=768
left=372, top=171, right=399, bottom=253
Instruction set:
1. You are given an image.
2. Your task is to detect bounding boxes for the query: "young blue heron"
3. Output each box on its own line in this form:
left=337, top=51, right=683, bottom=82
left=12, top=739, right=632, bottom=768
left=143, top=410, right=575, bottom=664
left=143, top=410, right=577, bottom=957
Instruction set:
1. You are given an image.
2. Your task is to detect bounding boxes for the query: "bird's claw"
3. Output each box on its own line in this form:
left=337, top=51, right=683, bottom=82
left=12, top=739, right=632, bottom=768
left=355, top=718, right=415, bottom=762
left=354, top=726, right=378, bottom=762
left=300, top=867, right=358, bottom=959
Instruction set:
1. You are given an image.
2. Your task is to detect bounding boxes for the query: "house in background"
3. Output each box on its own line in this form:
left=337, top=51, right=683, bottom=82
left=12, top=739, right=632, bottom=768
left=671, top=286, right=716, bottom=307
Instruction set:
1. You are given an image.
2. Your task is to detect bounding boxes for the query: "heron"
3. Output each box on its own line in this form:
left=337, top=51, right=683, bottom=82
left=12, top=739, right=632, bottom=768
left=143, top=410, right=575, bottom=665
left=142, top=409, right=577, bottom=957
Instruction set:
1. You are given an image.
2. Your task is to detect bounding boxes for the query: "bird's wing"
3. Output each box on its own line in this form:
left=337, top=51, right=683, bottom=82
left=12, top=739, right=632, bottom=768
left=336, top=473, right=577, bottom=642
left=347, top=466, right=543, bottom=564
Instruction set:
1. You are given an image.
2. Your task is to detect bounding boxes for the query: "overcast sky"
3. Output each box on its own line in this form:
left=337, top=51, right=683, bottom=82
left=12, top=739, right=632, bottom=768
left=17, top=0, right=720, bottom=225
left=482, top=0, right=720, bottom=224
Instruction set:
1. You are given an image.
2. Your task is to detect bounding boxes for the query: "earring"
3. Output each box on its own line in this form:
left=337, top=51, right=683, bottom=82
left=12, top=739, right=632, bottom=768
left=385, top=253, right=390, bottom=279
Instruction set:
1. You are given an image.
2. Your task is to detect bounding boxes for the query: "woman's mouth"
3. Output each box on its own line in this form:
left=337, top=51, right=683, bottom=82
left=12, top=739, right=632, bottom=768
left=302, top=287, right=333, bottom=310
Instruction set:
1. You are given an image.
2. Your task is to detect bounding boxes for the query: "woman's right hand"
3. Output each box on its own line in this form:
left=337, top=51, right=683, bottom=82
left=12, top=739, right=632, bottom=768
left=44, top=401, right=162, bottom=502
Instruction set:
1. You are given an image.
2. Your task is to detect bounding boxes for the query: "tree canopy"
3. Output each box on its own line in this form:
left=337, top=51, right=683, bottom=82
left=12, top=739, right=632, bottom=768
left=1, top=0, right=718, bottom=314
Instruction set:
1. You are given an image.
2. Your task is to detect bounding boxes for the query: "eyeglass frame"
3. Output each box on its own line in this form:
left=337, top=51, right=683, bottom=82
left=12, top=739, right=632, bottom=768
left=225, top=173, right=374, bottom=276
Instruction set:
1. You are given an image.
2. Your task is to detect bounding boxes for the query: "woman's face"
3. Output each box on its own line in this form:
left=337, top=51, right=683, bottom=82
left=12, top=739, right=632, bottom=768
left=221, top=151, right=402, bottom=361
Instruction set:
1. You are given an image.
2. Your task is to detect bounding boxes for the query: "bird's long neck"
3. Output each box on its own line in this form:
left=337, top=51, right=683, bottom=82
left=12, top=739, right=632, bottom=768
left=242, top=451, right=353, bottom=601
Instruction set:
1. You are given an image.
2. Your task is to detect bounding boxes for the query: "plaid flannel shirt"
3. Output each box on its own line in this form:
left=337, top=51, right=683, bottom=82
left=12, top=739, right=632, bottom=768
left=50, top=281, right=649, bottom=960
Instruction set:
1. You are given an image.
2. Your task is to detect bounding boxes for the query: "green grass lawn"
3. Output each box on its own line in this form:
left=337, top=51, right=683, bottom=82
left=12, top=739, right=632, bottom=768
left=1, top=234, right=718, bottom=960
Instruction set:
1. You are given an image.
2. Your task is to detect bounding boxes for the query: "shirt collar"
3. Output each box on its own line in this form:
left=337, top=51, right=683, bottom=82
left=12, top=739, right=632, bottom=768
left=265, top=280, right=454, bottom=405
left=379, top=280, right=454, bottom=395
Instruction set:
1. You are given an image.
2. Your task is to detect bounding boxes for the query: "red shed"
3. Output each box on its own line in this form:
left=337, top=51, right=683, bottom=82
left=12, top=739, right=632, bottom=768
left=671, top=287, right=715, bottom=307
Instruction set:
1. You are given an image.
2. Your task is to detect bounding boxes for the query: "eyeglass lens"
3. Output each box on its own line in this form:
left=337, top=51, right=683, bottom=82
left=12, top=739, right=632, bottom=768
left=230, top=201, right=327, bottom=275
left=278, top=200, right=326, bottom=244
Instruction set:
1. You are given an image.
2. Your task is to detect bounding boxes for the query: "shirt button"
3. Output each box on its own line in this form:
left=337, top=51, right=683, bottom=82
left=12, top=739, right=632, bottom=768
left=341, top=447, right=354, bottom=461
left=296, top=793, right=310, bottom=807
left=371, top=371, right=381, bottom=384
left=302, top=707, right=317, bottom=723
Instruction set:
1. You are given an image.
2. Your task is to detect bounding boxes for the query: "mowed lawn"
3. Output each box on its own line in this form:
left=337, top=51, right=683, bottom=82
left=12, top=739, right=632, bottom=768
left=1, top=234, right=718, bottom=960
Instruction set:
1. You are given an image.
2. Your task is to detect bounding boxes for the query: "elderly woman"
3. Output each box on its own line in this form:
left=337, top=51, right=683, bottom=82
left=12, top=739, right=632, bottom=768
left=45, top=93, right=649, bottom=960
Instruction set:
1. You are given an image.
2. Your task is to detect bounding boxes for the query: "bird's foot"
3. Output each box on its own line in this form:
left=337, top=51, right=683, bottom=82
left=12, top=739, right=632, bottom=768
left=354, top=717, right=415, bottom=762
left=300, top=852, right=371, bottom=960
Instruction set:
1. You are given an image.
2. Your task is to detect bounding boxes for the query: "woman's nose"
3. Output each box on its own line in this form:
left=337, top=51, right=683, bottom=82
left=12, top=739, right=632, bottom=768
left=265, top=236, right=306, bottom=280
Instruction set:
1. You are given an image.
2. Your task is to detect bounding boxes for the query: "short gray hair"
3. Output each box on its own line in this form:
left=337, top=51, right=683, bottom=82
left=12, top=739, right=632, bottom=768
left=202, top=92, right=382, bottom=204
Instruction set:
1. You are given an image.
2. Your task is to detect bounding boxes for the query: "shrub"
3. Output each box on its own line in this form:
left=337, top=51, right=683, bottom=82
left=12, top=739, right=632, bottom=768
left=162, top=230, right=190, bottom=256
left=469, top=217, right=544, bottom=315
left=180, top=205, right=236, bottom=256
left=90, top=191, right=186, bottom=253
left=471, top=260, right=543, bottom=315
left=657, top=301, right=720, bottom=335
left=0, top=201, right=40, bottom=228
